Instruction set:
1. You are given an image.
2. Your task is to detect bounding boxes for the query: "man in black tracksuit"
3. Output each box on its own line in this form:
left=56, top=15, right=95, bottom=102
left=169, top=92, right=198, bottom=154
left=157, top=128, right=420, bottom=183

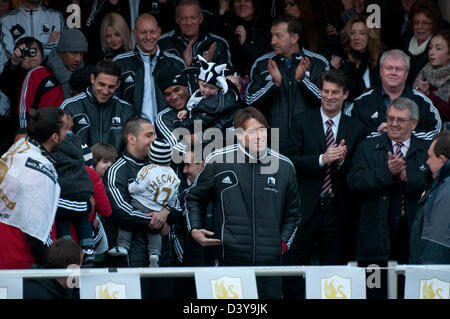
left=155, top=70, right=191, bottom=153
left=103, top=117, right=183, bottom=298
left=158, top=0, right=232, bottom=90
left=112, top=14, right=186, bottom=125
left=345, top=49, right=441, bottom=140
left=186, top=107, right=302, bottom=298
left=245, top=15, right=329, bottom=155
left=60, top=60, right=135, bottom=154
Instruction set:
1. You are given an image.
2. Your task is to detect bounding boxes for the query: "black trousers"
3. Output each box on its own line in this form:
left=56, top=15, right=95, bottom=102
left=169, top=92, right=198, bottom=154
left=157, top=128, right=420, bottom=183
left=283, top=200, right=344, bottom=299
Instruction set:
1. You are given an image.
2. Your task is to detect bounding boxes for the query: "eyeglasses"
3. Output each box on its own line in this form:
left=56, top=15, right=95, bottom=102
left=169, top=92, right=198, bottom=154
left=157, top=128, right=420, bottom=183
left=387, top=116, right=411, bottom=124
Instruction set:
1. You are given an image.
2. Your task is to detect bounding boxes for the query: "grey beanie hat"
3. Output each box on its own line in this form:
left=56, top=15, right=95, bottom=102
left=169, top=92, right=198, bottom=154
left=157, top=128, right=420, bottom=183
left=57, top=28, right=88, bottom=53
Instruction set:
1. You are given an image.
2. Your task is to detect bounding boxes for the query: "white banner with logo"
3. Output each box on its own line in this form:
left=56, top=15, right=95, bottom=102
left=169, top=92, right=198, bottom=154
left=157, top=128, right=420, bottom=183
left=404, top=268, right=450, bottom=299
left=0, top=277, right=22, bottom=299
left=305, top=266, right=366, bottom=299
left=79, top=273, right=141, bottom=299
left=195, top=268, right=258, bottom=299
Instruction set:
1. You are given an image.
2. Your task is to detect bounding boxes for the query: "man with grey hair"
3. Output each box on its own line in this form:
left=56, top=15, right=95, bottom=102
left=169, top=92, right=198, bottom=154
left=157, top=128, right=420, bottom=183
left=345, top=49, right=441, bottom=140
left=347, top=97, right=430, bottom=298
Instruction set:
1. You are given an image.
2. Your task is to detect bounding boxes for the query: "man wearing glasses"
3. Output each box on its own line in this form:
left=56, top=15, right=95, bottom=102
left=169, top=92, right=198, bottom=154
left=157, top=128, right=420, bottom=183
left=345, top=49, right=441, bottom=140
left=347, top=97, right=430, bottom=298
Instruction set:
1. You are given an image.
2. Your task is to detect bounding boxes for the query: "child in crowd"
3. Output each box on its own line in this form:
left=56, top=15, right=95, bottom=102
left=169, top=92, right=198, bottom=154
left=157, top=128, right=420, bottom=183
left=91, top=143, right=118, bottom=177
left=176, top=55, right=240, bottom=135
left=51, top=113, right=95, bottom=266
left=108, top=139, right=180, bottom=267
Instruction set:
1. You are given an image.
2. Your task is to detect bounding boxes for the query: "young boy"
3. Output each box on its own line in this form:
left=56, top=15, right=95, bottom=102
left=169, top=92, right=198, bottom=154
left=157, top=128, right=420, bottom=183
left=108, top=139, right=180, bottom=267
left=91, top=143, right=118, bottom=177
left=51, top=113, right=95, bottom=266
left=176, top=55, right=240, bottom=135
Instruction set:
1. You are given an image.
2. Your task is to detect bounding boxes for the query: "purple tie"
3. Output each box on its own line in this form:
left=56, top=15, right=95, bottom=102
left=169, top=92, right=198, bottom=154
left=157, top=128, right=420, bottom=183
left=321, top=119, right=334, bottom=196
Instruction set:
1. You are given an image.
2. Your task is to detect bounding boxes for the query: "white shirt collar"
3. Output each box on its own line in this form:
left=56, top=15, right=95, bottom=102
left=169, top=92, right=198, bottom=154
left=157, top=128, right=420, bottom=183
left=392, top=138, right=411, bottom=150
left=320, top=108, right=342, bottom=127
left=137, top=45, right=160, bottom=61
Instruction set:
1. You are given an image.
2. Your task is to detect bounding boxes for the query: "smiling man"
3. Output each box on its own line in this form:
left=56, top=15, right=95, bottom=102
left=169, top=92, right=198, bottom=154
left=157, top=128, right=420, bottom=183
left=347, top=97, right=430, bottom=298
left=60, top=59, right=136, bottom=154
left=186, top=106, right=301, bottom=298
left=346, top=49, right=441, bottom=140
left=284, top=70, right=365, bottom=299
left=158, top=0, right=232, bottom=70
left=155, top=70, right=190, bottom=153
left=113, top=13, right=186, bottom=125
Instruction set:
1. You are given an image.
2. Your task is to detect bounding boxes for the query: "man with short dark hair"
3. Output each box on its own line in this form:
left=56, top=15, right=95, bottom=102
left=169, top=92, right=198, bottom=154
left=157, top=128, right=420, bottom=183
left=60, top=59, right=136, bottom=154
left=0, top=107, right=68, bottom=269
left=245, top=15, right=329, bottom=155
left=410, top=131, right=450, bottom=264
left=104, top=117, right=178, bottom=299
left=284, top=70, right=365, bottom=299
left=186, top=106, right=301, bottom=298
left=23, top=239, right=82, bottom=299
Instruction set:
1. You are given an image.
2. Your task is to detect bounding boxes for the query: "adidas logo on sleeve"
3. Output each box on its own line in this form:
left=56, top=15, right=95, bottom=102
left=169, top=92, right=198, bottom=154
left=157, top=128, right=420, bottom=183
left=221, top=176, right=232, bottom=184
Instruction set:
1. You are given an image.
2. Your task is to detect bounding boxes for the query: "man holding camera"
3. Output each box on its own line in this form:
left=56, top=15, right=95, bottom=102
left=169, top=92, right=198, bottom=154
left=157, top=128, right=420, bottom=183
left=0, top=36, right=64, bottom=153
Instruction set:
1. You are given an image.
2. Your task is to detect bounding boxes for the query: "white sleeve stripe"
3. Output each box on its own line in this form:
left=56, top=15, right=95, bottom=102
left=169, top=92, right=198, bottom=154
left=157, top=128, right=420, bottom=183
left=413, top=89, right=442, bottom=138
left=245, top=79, right=273, bottom=105
left=60, top=92, right=87, bottom=110
left=58, top=199, right=88, bottom=211
left=302, top=76, right=321, bottom=98
left=19, top=67, right=41, bottom=128
left=156, top=110, right=178, bottom=146
left=344, top=103, right=354, bottom=116
left=106, top=159, right=149, bottom=218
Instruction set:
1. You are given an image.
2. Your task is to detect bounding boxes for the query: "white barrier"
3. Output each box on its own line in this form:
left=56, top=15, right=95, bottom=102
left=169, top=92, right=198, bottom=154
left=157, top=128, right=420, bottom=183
left=0, top=264, right=449, bottom=299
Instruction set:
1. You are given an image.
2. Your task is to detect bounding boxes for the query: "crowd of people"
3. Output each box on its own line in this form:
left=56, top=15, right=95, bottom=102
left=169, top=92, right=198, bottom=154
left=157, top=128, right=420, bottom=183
left=0, top=0, right=449, bottom=299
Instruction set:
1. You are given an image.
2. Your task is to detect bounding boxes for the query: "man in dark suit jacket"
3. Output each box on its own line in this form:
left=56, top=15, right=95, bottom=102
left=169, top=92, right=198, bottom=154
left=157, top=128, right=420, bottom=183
left=283, top=70, right=365, bottom=299
left=347, top=97, right=430, bottom=298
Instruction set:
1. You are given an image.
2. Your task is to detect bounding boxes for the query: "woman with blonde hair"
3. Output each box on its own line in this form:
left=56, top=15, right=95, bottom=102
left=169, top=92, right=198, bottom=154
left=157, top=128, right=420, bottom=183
left=86, top=12, right=133, bottom=65
left=330, top=15, right=384, bottom=102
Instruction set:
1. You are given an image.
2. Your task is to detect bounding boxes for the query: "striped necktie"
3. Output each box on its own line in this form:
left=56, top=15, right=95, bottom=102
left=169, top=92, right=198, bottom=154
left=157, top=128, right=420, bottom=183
left=321, top=119, right=334, bottom=196
left=395, top=142, right=406, bottom=217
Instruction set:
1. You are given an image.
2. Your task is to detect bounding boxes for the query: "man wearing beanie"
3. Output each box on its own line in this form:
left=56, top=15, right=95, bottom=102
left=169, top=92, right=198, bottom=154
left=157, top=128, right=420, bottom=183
left=108, top=138, right=181, bottom=267
left=155, top=70, right=190, bottom=153
left=47, top=28, right=89, bottom=98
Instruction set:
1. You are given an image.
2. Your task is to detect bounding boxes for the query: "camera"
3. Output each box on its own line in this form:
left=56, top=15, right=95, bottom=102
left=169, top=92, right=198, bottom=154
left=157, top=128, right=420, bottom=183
left=21, top=48, right=37, bottom=57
